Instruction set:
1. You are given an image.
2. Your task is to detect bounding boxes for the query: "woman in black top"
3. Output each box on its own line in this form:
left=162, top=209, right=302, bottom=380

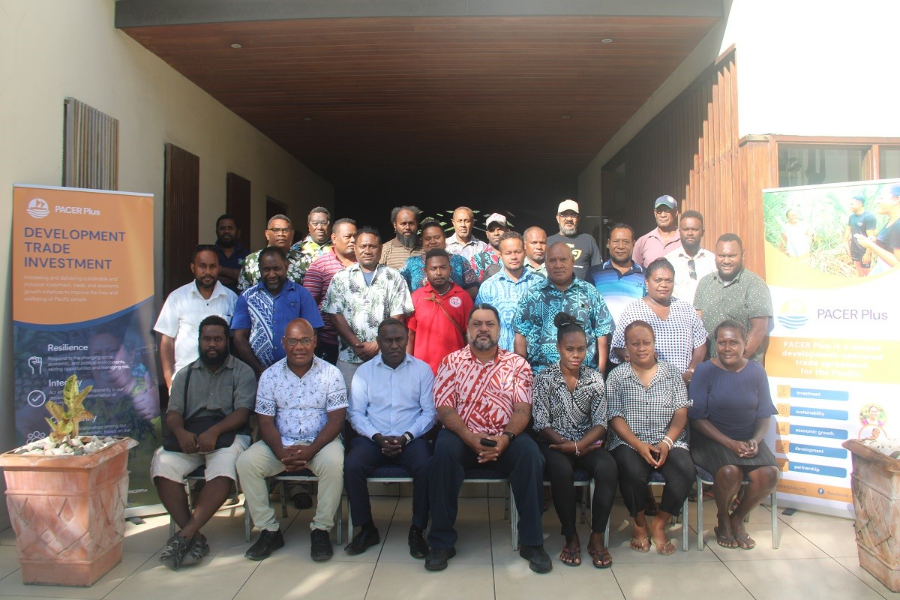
left=533, top=313, right=618, bottom=568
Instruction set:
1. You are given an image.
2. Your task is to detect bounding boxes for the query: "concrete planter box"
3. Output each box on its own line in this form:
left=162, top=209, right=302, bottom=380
left=843, top=439, right=900, bottom=592
left=0, top=439, right=131, bottom=587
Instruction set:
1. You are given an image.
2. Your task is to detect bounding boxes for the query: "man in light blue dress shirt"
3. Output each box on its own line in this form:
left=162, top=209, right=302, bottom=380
left=475, top=232, right=540, bottom=352
left=344, top=318, right=436, bottom=559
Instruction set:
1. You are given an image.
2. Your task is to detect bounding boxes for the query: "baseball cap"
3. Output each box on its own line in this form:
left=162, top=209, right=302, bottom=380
left=485, top=213, right=508, bottom=228
left=557, top=199, right=579, bottom=214
left=654, top=195, right=677, bottom=210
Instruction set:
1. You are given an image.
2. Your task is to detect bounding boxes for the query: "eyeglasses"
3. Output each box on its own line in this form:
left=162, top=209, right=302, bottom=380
left=309, top=220, right=329, bottom=227
left=687, top=258, right=697, bottom=280
left=284, top=337, right=315, bottom=347
left=268, top=227, right=292, bottom=235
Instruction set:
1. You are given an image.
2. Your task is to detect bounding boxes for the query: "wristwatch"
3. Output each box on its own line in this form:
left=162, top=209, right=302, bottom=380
left=502, top=431, right=516, bottom=442
left=403, top=432, right=414, bottom=445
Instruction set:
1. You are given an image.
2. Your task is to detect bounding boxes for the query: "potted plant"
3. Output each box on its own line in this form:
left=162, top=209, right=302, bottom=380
left=843, top=438, right=900, bottom=592
left=0, top=375, right=134, bottom=587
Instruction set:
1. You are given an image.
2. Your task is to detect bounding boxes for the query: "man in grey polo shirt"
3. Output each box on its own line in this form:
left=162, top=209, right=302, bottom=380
left=152, top=315, right=256, bottom=570
left=694, top=233, right=773, bottom=362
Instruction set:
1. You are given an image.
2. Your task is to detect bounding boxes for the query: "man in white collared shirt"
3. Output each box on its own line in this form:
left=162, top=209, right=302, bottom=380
left=344, top=318, right=436, bottom=558
left=155, top=245, right=238, bottom=388
left=664, top=210, right=716, bottom=304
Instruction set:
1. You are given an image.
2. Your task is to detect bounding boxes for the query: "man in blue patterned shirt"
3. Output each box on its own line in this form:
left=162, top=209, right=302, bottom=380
left=475, top=232, right=540, bottom=352
left=513, top=243, right=613, bottom=373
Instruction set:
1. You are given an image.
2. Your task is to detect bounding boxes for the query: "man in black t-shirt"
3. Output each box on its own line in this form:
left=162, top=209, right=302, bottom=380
left=546, top=199, right=601, bottom=280
left=845, top=195, right=877, bottom=276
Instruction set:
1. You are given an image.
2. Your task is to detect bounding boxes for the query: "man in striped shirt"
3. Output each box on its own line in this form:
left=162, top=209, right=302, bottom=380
left=302, top=218, right=357, bottom=365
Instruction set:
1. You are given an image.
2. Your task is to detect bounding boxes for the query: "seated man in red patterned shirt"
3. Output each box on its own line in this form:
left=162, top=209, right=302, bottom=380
left=425, top=304, right=551, bottom=574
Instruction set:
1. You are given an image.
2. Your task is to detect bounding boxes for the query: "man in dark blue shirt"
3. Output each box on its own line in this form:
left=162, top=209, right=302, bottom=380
left=214, top=214, right=250, bottom=294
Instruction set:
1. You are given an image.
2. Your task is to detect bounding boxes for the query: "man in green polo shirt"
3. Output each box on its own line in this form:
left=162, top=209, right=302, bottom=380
left=694, top=233, right=773, bottom=362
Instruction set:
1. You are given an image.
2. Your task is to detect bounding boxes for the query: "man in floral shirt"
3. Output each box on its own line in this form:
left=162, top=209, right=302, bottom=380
left=238, top=214, right=309, bottom=291
left=291, top=207, right=333, bottom=268
left=322, top=227, right=413, bottom=388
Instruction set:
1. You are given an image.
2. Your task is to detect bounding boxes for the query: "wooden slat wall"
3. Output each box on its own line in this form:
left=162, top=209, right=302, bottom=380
left=602, top=49, right=774, bottom=271
left=164, top=144, right=200, bottom=296
left=226, top=172, right=252, bottom=249
left=63, top=98, right=119, bottom=190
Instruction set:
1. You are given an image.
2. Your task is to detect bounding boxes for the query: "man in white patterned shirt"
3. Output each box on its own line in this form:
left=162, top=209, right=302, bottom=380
left=322, top=227, right=414, bottom=388
left=236, top=319, right=347, bottom=563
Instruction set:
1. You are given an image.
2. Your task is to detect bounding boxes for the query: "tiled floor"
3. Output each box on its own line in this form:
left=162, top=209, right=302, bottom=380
left=0, top=494, right=896, bottom=600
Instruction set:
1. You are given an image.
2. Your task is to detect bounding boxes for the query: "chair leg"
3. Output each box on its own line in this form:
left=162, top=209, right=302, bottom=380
left=279, top=481, right=288, bottom=518
left=681, top=495, right=689, bottom=551
left=696, top=475, right=705, bottom=551
left=509, top=484, right=518, bottom=551
left=771, top=489, right=779, bottom=549
left=336, top=494, right=343, bottom=545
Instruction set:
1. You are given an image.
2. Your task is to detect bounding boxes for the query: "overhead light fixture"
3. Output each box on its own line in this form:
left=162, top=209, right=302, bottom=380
left=561, top=115, right=570, bottom=119
left=231, top=43, right=242, bottom=49
left=601, top=38, right=613, bottom=43
left=304, top=117, right=313, bottom=121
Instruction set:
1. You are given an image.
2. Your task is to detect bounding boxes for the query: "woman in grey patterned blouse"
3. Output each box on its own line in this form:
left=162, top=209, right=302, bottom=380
left=532, top=312, right=619, bottom=569
left=607, top=320, right=694, bottom=556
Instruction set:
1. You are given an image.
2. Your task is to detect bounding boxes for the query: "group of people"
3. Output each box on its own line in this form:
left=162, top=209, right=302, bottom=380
left=149, top=195, right=782, bottom=575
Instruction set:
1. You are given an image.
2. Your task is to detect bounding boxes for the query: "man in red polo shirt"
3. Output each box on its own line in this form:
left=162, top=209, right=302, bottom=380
left=407, top=249, right=473, bottom=374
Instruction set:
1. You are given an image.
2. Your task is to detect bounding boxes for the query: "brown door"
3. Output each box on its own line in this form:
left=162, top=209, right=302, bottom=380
left=163, top=143, right=199, bottom=296
left=226, top=172, right=251, bottom=250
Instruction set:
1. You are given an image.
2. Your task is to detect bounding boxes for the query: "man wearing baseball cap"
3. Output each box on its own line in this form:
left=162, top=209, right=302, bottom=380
left=546, top=199, right=601, bottom=280
left=469, top=213, right=507, bottom=282
left=632, top=195, right=682, bottom=268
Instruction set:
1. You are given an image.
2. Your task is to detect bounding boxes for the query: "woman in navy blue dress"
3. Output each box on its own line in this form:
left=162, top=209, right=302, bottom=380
left=689, top=320, right=779, bottom=550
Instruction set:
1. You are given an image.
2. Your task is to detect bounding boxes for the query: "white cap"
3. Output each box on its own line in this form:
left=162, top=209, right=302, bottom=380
left=557, top=199, right=579, bottom=214
left=485, top=213, right=508, bottom=228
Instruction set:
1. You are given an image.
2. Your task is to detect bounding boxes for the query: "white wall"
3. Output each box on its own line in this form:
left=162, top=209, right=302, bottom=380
left=578, top=0, right=900, bottom=208
left=0, top=0, right=333, bottom=526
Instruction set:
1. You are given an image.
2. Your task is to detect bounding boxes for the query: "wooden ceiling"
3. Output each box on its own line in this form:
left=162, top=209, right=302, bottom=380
left=121, top=14, right=719, bottom=201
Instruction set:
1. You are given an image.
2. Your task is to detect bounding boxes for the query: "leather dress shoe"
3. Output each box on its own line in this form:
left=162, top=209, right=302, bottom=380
left=244, top=529, right=284, bottom=561
left=424, top=547, right=456, bottom=571
left=344, top=524, right=380, bottom=555
left=519, top=544, right=553, bottom=573
left=310, top=528, right=334, bottom=561
left=408, top=525, right=428, bottom=559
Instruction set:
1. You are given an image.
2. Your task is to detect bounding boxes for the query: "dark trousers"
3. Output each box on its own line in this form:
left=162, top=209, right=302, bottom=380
left=344, top=436, right=432, bottom=530
left=611, top=445, right=694, bottom=518
left=538, top=441, right=618, bottom=537
left=427, top=430, right=545, bottom=549
left=315, top=341, right=339, bottom=365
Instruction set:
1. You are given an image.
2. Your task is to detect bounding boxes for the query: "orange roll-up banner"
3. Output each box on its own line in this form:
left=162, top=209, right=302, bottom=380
left=12, top=185, right=161, bottom=507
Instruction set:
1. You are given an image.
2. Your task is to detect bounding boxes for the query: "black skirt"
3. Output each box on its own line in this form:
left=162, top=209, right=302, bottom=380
left=690, top=428, right=777, bottom=476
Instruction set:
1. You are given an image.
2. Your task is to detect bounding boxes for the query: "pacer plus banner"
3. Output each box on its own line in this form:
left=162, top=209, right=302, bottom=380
left=763, top=179, right=900, bottom=518
left=12, top=185, right=161, bottom=507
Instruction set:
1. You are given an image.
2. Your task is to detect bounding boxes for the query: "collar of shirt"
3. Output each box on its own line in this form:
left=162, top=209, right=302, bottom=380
left=189, top=279, right=231, bottom=300
left=600, top=260, right=643, bottom=277
left=671, top=247, right=713, bottom=261
left=215, top=240, right=245, bottom=253
left=280, top=354, right=323, bottom=380
left=712, top=268, right=745, bottom=287
left=497, top=267, right=534, bottom=284
left=448, top=234, right=480, bottom=248
left=347, top=262, right=384, bottom=281
left=251, top=278, right=298, bottom=299
left=372, top=352, right=413, bottom=371
left=460, top=345, right=501, bottom=366
left=190, top=353, right=239, bottom=373
left=420, top=281, right=460, bottom=296
left=537, top=274, right=581, bottom=295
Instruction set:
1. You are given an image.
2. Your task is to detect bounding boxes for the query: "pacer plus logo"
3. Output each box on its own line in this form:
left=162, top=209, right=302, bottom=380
left=777, top=299, right=809, bottom=330
left=26, top=198, right=50, bottom=219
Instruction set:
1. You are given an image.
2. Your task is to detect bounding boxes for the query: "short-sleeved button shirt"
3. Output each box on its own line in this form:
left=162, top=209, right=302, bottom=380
left=215, top=241, right=250, bottom=294
left=238, top=247, right=310, bottom=292
left=694, top=268, right=773, bottom=362
left=434, top=346, right=533, bottom=435
left=513, top=277, right=613, bottom=373
left=291, top=235, right=332, bottom=270
left=167, top=354, right=257, bottom=421
left=532, top=363, right=607, bottom=442
left=605, top=360, right=691, bottom=452
left=475, top=268, right=541, bottom=352
left=153, top=280, right=237, bottom=377
left=321, top=264, right=414, bottom=363
left=445, top=234, right=488, bottom=261
left=632, top=228, right=682, bottom=269
left=231, top=280, right=324, bottom=367
left=469, top=247, right=501, bottom=282
left=401, top=254, right=477, bottom=292
left=302, top=249, right=351, bottom=347
left=664, top=247, right=716, bottom=305
left=609, top=298, right=707, bottom=373
left=380, top=238, right=425, bottom=271
left=255, top=357, right=348, bottom=446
